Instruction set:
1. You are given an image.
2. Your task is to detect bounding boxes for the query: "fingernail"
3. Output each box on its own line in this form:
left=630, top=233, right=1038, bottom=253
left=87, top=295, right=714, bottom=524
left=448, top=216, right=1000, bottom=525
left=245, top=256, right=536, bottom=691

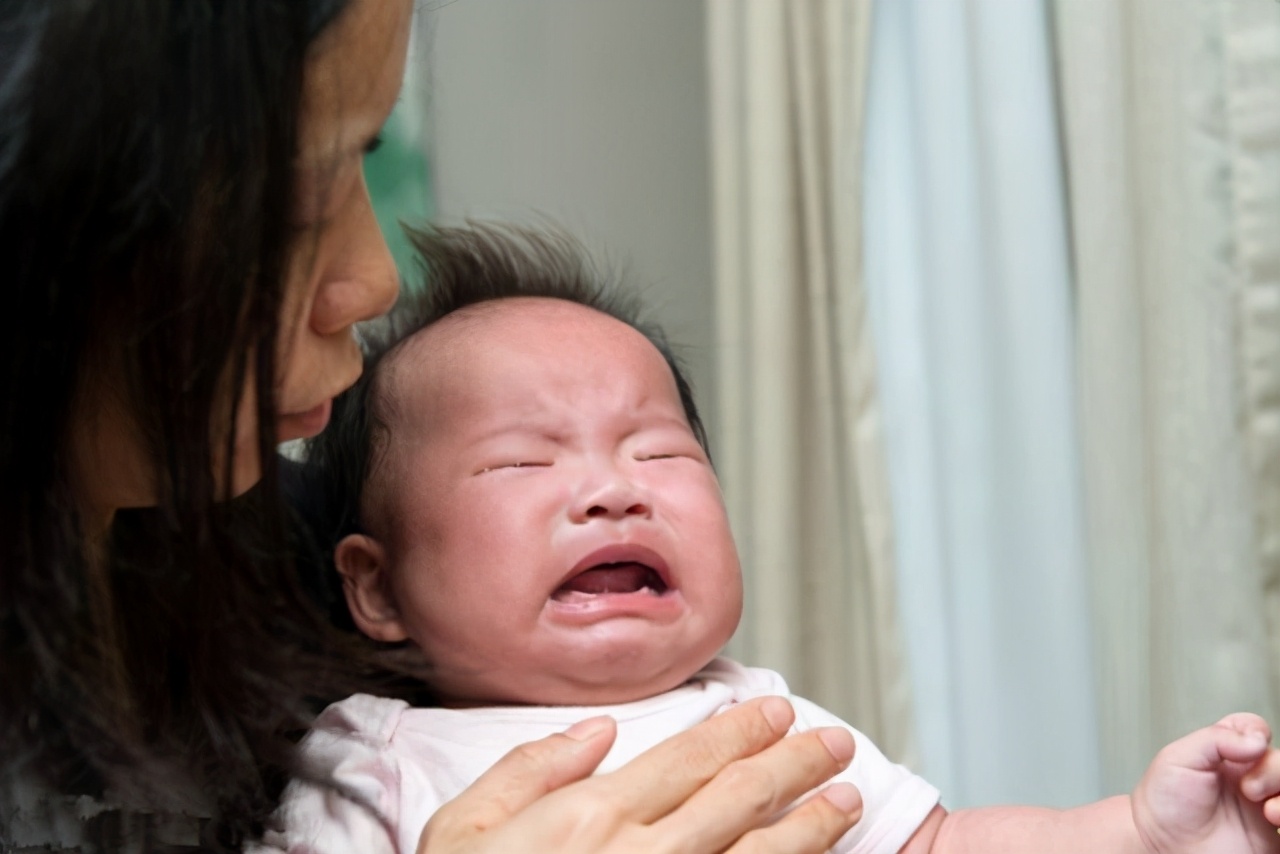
left=761, top=697, right=794, bottom=731
left=817, top=727, right=855, bottom=765
left=563, top=716, right=612, bottom=742
left=821, top=782, right=862, bottom=815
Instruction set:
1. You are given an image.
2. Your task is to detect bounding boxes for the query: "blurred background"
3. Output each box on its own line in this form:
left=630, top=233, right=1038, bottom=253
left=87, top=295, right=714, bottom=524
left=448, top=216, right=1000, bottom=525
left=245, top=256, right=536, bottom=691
left=361, top=0, right=1280, bottom=810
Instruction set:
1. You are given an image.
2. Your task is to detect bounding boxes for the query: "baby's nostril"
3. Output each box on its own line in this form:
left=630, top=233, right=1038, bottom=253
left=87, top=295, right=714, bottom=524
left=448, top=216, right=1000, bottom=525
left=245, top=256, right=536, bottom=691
left=586, top=505, right=607, bottom=518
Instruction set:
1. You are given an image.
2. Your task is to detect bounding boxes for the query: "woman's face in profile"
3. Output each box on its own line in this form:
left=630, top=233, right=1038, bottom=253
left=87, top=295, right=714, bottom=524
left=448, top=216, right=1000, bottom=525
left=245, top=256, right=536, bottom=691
left=74, top=0, right=412, bottom=516
left=223, top=0, right=412, bottom=496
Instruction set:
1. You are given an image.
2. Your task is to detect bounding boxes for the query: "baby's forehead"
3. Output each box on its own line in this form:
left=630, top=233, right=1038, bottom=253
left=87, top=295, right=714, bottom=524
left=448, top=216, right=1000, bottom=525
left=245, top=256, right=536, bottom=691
left=377, top=297, right=672, bottom=425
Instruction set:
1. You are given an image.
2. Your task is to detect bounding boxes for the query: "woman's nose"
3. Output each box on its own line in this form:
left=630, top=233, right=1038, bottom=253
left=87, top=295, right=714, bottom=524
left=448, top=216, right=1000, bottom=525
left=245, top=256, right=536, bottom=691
left=569, top=474, right=653, bottom=524
left=309, top=173, right=400, bottom=336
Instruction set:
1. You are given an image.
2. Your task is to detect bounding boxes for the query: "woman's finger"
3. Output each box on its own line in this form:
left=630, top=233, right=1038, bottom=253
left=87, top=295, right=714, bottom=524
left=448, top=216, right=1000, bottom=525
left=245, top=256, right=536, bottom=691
left=586, top=696, right=798, bottom=824
left=643, top=724, right=856, bottom=852
left=419, top=715, right=618, bottom=851
left=420, top=698, right=859, bottom=854
left=725, top=783, right=863, bottom=854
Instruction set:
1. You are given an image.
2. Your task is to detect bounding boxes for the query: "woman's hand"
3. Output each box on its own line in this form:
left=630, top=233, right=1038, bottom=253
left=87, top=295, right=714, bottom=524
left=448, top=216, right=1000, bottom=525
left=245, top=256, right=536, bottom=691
left=418, top=695, right=863, bottom=853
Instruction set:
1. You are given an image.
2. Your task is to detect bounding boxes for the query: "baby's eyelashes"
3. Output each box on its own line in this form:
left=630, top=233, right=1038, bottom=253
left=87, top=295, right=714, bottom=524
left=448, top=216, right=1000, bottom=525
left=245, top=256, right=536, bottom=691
left=633, top=446, right=708, bottom=464
left=472, top=445, right=705, bottom=474
left=475, top=461, right=553, bottom=475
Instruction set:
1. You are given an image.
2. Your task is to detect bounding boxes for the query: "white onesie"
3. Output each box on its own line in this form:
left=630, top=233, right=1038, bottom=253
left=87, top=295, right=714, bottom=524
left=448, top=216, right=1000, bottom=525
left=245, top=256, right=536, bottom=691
left=257, top=658, right=939, bottom=854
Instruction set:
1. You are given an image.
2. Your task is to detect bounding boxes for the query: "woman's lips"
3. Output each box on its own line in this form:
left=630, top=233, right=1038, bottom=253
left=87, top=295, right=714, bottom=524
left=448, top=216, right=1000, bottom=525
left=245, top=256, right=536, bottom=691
left=278, top=398, right=332, bottom=440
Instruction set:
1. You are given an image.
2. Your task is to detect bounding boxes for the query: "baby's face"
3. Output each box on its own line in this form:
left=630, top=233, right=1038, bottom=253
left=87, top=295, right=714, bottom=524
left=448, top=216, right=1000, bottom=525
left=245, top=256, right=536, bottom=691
left=364, top=297, right=742, bottom=706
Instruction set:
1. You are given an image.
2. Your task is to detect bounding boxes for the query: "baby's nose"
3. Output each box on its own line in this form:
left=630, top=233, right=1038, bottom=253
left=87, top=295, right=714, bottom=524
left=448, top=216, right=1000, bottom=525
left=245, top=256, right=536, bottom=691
left=571, top=477, right=653, bottom=523
left=584, top=498, right=651, bottom=519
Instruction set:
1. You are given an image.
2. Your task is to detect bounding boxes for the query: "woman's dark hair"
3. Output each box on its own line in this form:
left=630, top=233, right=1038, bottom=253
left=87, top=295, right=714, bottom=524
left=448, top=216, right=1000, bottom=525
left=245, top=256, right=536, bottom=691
left=0, top=1, right=369, bottom=850
left=300, top=222, right=709, bottom=598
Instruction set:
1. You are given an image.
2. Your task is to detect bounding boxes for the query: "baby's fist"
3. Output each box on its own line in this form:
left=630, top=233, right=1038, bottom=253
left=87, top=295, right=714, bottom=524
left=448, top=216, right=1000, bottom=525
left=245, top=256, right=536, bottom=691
left=1133, top=713, right=1280, bottom=854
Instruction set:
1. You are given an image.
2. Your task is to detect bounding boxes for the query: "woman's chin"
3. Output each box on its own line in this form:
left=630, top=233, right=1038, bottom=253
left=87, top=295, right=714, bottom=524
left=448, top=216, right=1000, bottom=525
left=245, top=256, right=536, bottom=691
left=226, top=454, right=264, bottom=499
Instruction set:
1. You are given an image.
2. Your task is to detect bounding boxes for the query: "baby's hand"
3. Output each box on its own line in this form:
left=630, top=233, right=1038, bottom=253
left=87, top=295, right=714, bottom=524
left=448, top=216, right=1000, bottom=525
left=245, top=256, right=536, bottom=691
left=1132, top=713, right=1280, bottom=854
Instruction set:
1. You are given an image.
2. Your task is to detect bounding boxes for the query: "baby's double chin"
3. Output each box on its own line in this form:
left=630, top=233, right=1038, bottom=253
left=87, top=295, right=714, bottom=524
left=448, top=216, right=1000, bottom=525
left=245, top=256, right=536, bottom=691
left=509, top=660, right=708, bottom=707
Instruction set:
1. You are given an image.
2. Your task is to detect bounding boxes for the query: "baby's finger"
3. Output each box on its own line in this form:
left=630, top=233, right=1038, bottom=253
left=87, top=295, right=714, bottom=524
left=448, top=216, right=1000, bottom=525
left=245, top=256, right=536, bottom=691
left=724, top=783, right=863, bottom=854
left=421, top=716, right=618, bottom=849
left=1158, top=714, right=1271, bottom=772
left=1212, top=714, right=1273, bottom=765
left=1218, top=712, right=1272, bottom=744
left=644, top=725, right=856, bottom=853
left=1241, top=745, right=1280, bottom=805
left=1265, top=794, right=1280, bottom=827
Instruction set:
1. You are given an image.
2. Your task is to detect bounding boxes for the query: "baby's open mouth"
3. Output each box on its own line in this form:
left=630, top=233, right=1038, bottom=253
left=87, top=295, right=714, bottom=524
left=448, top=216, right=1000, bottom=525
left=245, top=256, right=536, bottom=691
left=552, top=561, right=669, bottom=600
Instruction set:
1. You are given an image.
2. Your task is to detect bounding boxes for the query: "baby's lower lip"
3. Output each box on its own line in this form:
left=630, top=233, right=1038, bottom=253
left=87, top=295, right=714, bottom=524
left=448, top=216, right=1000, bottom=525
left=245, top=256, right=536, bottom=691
left=545, top=588, right=685, bottom=624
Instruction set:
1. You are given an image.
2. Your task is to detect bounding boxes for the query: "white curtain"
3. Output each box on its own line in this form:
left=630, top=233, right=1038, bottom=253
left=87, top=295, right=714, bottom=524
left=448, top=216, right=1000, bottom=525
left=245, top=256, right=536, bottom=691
left=1054, top=0, right=1280, bottom=795
left=706, top=0, right=914, bottom=761
left=862, top=0, right=1099, bottom=808
left=710, top=0, right=1280, bottom=811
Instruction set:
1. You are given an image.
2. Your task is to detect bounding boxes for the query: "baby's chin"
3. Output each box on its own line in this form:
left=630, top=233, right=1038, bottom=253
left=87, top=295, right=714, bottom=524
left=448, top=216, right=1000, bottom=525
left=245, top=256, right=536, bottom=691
left=435, top=657, right=718, bottom=708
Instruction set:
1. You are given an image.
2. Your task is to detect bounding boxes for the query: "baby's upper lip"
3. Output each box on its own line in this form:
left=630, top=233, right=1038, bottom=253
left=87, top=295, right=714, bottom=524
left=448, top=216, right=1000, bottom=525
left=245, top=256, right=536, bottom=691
left=558, top=543, right=673, bottom=590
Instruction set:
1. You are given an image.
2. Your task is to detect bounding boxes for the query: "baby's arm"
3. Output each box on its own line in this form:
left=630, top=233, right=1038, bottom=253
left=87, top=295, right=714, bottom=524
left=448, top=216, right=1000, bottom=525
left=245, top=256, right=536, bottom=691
left=897, top=713, right=1280, bottom=854
left=898, top=798, right=1143, bottom=854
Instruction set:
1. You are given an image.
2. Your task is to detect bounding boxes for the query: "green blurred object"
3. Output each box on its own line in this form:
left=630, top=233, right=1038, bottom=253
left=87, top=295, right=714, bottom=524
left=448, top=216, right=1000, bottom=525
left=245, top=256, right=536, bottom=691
left=364, top=104, right=432, bottom=288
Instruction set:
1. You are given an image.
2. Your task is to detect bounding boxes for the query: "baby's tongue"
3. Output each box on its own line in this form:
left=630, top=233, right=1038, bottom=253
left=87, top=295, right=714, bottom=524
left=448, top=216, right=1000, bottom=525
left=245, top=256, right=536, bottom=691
left=558, top=563, right=650, bottom=595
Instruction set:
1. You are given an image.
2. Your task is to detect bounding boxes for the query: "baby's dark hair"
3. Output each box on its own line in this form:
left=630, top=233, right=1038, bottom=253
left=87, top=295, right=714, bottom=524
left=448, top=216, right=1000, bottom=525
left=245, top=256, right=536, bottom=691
left=296, top=222, right=707, bottom=623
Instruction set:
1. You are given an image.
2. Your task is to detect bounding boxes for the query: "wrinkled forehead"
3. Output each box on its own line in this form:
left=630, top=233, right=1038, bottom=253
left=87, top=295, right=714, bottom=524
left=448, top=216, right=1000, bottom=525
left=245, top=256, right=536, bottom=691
left=376, top=297, right=680, bottom=439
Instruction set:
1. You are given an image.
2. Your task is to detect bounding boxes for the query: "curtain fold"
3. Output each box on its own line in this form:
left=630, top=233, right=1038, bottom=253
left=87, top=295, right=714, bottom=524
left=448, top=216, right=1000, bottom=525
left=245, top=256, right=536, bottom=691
left=712, top=0, right=1280, bottom=806
left=1054, top=0, right=1280, bottom=795
left=863, top=0, right=1099, bottom=807
left=706, top=0, right=913, bottom=760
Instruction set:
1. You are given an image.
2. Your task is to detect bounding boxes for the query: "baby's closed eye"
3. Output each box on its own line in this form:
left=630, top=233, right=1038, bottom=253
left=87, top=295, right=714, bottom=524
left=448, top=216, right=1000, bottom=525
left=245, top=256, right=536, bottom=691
left=475, top=460, right=553, bottom=474
left=633, top=445, right=706, bottom=463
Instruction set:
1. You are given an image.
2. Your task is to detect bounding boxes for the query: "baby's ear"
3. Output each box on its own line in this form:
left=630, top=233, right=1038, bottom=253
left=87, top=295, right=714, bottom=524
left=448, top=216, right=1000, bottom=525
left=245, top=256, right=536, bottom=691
left=334, top=533, right=408, bottom=643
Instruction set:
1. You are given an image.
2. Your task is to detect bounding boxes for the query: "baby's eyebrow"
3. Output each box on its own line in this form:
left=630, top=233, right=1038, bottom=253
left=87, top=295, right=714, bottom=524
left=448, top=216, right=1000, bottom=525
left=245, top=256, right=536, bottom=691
left=645, top=415, right=697, bottom=431
left=616, top=415, right=697, bottom=438
left=459, top=407, right=693, bottom=446
left=465, top=421, right=566, bottom=445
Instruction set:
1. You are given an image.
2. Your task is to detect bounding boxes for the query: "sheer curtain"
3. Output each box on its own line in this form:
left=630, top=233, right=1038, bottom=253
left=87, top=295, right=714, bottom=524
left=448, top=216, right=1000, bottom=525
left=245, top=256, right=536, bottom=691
left=706, top=0, right=914, bottom=759
left=1054, top=0, right=1280, bottom=794
left=862, top=0, right=1098, bottom=808
left=709, top=0, right=1280, bottom=811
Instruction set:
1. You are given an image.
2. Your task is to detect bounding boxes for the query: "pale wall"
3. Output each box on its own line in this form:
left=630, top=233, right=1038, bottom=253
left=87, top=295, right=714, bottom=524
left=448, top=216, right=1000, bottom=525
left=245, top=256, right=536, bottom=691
left=422, top=0, right=717, bottom=432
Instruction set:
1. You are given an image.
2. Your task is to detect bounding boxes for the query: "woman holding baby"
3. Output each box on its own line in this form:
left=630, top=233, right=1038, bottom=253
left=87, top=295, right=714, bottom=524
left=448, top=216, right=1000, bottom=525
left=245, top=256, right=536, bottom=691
left=0, top=0, right=860, bottom=851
